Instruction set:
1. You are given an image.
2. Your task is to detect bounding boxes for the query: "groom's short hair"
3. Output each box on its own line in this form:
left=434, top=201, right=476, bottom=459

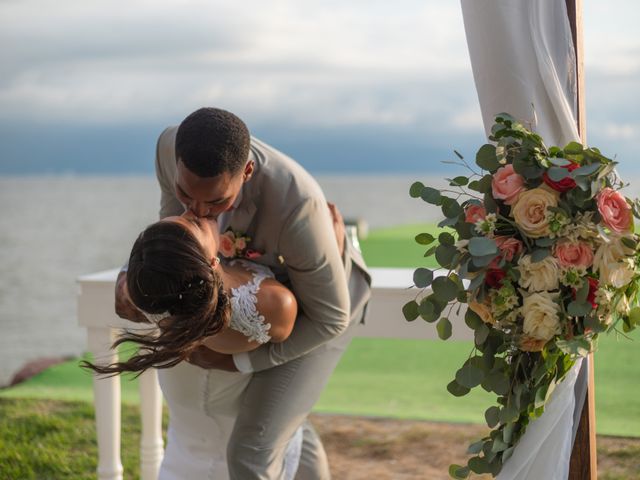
left=175, top=107, right=251, bottom=177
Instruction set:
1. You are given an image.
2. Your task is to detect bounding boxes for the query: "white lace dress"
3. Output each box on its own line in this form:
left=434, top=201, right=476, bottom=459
left=158, top=260, right=302, bottom=480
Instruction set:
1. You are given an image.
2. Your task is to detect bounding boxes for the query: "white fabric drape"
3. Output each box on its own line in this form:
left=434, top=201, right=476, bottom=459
left=460, top=1, right=588, bottom=479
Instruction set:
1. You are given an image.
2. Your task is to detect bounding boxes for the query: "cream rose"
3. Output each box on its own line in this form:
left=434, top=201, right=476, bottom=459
left=518, top=254, right=560, bottom=292
left=512, top=187, right=558, bottom=238
left=468, top=301, right=495, bottom=325
left=593, top=236, right=635, bottom=285
left=522, top=292, right=561, bottom=342
left=554, top=240, right=594, bottom=269
left=608, top=261, right=636, bottom=288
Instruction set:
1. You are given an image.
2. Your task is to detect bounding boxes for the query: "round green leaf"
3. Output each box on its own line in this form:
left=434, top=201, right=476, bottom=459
left=421, top=187, right=442, bottom=205
left=567, top=300, right=593, bottom=317
left=468, top=237, right=498, bottom=257
left=438, top=231, right=455, bottom=246
left=456, top=364, right=485, bottom=389
left=435, top=244, right=457, bottom=268
left=415, top=232, right=435, bottom=245
left=418, top=298, right=438, bottom=323
left=442, top=198, right=463, bottom=218
left=547, top=166, right=571, bottom=182
left=402, top=301, right=419, bottom=321
left=447, top=379, right=471, bottom=397
left=563, top=141, right=584, bottom=155
left=436, top=317, right=453, bottom=340
left=476, top=144, right=500, bottom=171
left=464, top=309, right=483, bottom=329
left=484, top=406, right=500, bottom=428
left=432, top=276, right=460, bottom=302
left=409, top=181, right=424, bottom=198
left=449, top=465, right=470, bottom=479
left=413, top=268, right=434, bottom=288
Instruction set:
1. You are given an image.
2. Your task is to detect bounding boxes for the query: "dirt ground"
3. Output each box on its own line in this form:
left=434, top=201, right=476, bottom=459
left=311, top=414, right=640, bottom=480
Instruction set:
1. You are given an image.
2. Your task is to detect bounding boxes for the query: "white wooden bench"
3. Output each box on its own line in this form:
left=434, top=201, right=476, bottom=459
left=77, top=267, right=468, bottom=480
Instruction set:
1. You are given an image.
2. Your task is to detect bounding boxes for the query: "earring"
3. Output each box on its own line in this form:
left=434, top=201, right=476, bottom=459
left=212, top=256, right=221, bottom=268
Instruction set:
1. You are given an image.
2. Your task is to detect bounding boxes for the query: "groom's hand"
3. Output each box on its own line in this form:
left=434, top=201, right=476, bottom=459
left=114, top=271, right=149, bottom=323
left=327, top=202, right=345, bottom=258
left=187, top=346, right=238, bottom=371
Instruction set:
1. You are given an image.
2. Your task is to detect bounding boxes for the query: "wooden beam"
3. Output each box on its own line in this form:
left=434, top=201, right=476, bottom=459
left=566, top=0, right=597, bottom=479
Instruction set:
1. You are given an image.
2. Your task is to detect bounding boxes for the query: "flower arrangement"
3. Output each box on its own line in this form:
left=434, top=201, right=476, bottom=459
left=405, top=113, right=640, bottom=478
left=219, top=228, right=262, bottom=260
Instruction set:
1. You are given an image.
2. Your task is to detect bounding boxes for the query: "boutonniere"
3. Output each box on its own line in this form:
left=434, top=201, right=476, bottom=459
left=219, top=228, right=263, bottom=260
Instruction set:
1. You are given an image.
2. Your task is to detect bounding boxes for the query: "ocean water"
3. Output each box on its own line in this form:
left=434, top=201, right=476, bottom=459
left=0, top=174, right=444, bottom=386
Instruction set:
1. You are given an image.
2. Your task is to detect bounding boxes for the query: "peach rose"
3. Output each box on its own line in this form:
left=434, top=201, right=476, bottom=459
left=235, top=237, right=247, bottom=251
left=219, top=232, right=236, bottom=258
left=491, top=164, right=526, bottom=205
left=468, top=301, right=495, bottom=325
left=494, top=236, right=524, bottom=262
left=465, top=204, right=486, bottom=224
left=554, top=240, right=594, bottom=269
left=519, top=336, right=548, bottom=352
left=597, top=188, right=632, bottom=233
left=512, top=187, right=558, bottom=238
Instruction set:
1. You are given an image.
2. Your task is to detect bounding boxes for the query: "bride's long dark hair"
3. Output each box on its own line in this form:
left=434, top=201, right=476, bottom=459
left=82, top=221, right=230, bottom=376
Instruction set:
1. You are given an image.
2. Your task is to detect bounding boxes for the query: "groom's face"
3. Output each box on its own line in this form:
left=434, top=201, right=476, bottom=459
left=174, top=160, right=253, bottom=219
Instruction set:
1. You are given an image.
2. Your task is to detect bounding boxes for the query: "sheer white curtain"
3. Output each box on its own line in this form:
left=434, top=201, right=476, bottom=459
left=460, top=1, right=587, bottom=479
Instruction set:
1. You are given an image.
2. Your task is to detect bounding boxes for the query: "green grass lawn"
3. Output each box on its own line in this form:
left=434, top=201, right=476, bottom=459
left=1, top=223, right=639, bottom=437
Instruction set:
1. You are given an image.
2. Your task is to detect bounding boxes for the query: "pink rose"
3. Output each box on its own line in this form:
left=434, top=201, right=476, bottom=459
left=492, top=164, right=526, bottom=205
left=554, top=240, right=594, bottom=269
left=464, top=204, right=486, bottom=224
left=597, top=188, right=633, bottom=233
left=494, top=236, right=524, bottom=262
left=219, top=232, right=236, bottom=258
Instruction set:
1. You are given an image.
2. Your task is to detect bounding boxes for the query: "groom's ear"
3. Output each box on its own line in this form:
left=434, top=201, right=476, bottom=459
left=242, top=160, right=255, bottom=183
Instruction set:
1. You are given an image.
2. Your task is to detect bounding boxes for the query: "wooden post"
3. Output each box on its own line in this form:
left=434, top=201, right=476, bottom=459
left=566, top=0, right=598, bottom=478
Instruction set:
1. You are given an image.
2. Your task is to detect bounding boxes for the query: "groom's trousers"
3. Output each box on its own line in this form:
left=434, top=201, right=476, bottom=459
left=226, top=267, right=368, bottom=480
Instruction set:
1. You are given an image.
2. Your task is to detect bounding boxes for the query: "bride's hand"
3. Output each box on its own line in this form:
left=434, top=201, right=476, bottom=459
left=114, top=271, right=149, bottom=323
left=186, top=346, right=238, bottom=371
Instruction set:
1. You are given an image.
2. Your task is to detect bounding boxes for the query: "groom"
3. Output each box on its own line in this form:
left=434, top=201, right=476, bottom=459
left=116, top=107, right=371, bottom=479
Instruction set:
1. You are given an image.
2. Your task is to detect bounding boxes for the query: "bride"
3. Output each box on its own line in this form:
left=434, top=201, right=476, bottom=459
left=85, top=211, right=307, bottom=479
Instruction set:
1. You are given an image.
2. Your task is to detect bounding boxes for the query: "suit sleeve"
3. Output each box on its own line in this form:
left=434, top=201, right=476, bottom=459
left=246, top=196, right=351, bottom=371
left=155, top=127, right=184, bottom=220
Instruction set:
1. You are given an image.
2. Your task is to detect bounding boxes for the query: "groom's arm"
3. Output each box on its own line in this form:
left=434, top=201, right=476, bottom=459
left=241, top=196, right=351, bottom=372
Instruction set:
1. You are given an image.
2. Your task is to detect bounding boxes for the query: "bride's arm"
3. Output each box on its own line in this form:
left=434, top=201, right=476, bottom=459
left=200, top=280, right=297, bottom=354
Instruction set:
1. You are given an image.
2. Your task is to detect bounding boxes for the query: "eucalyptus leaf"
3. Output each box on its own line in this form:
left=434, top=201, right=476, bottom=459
left=491, top=438, right=508, bottom=453
left=432, top=276, right=460, bottom=302
left=503, top=422, right=515, bottom=444
left=499, top=404, right=519, bottom=424
left=415, top=233, right=435, bottom=245
left=437, top=317, right=453, bottom=340
left=530, top=248, right=550, bottom=263
left=413, top=268, right=434, bottom=288
left=456, top=364, right=485, bottom=389
left=468, top=272, right=487, bottom=292
left=435, top=244, right=458, bottom=269
left=567, top=300, right=593, bottom=317
left=571, top=162, right=601, bottom=178
left=468, top=456, right=490, bottom=475
left=575, top=279, right=590, bottom=303
left=468, top=175, right=493, bottom=194
left=409, top=181, right=424, bottom=198
left=438, top=216, right=459, bottom=228
left=402, top=301, right=419, bottom=321
left=547, top=166, right=571, bottom=182
left=465, top=309, right=483, bottom=330
left=475, top=323, right=490, bottom=346
left=439, top=232, right=456, bottom=246
left=468, top=237, right=498, bottom=257
left=548, top=157, right=571, bottom=167
left=471, top=253, right=499, bottom=268
left=418, top=299, right=438, bottom=323
left=535, top=237, right=555, bottom=247
left=476, top=144, right=500, bottom=171
left=450, top=176, right=469, bottom=187
left=421, top=187, right=442, bottom=205
left=442, top=198, right=463, bottom=218
left=485, top=406, right=500, bottom=428
left=447, top=379, right=471, bottom=397
left=466, top=440, right=485, bottom=455
left=448, top=465, right=470, bottom=480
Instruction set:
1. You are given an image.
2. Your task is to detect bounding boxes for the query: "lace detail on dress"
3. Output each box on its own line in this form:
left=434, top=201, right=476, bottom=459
left=228, top=260, right=275, bottom=344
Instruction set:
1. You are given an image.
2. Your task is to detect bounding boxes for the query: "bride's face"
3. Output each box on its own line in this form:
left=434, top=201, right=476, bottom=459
left=163, top=212, right=220, bottom=263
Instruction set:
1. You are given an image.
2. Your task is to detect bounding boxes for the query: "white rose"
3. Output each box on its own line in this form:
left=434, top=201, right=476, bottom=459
left=518, top=254, right=560, bottom=292
left=522, top=292, right=561, bottom=342
left=593, top=235, right=635, bottom=284
left=608, top=261, right=636, bottom=288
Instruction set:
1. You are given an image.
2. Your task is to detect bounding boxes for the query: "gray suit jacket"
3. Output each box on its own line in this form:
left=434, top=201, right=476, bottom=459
left=155, top=127, right=371, bottom=371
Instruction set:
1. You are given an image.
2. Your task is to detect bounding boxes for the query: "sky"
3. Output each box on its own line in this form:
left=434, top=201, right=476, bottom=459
left=0, top=0, right=638, bottom=175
